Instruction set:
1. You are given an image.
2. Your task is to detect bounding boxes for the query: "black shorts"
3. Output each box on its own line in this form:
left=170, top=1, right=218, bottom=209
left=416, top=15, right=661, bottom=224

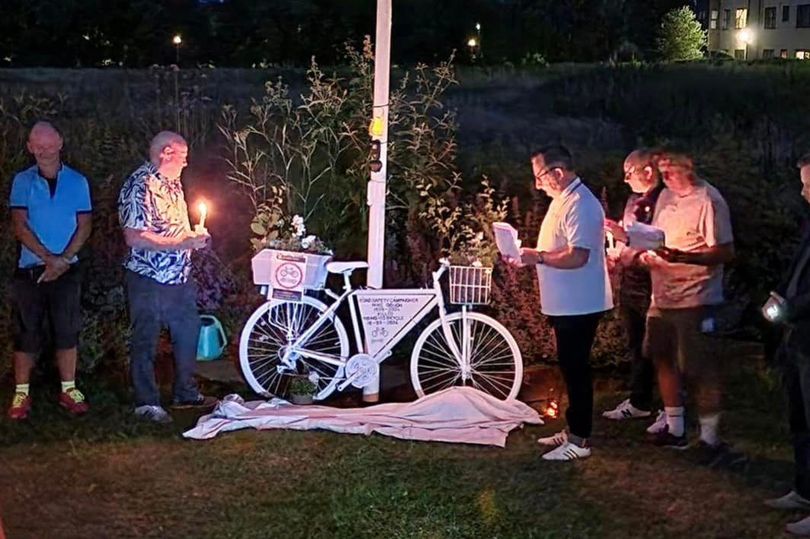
left=10, top=264, right=82, bottom=354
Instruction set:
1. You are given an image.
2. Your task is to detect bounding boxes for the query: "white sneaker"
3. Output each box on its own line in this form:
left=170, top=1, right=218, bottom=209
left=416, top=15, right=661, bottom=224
left=542, top=441, right=592, bottom=461
left=786, top=514, right=810, bottom=536
left=602, top=398, right=652, bottom=420
left=765, top=490, right=810, bottom=511
left=646, top=410, right=667, bottom=434
left=134, top=405, right=173, bottom=424
left=537, top=430, right=568, bottom=447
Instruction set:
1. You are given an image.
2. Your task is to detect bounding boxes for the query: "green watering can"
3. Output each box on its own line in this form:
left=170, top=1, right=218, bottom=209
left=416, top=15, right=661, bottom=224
left=197, top=315, right=227, bottom=361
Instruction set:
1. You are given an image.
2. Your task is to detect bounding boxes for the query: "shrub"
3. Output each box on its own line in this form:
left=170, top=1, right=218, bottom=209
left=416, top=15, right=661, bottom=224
left=657, top=7, right=706, bottom=61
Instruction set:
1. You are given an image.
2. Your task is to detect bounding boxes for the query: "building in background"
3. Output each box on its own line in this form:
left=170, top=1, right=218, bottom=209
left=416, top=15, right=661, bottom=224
left=705, top=0, right=810, bottom=59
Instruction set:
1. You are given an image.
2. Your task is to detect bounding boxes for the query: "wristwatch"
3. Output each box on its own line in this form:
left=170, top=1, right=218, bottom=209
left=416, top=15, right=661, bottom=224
left=537, top=251, right=545, bottom=265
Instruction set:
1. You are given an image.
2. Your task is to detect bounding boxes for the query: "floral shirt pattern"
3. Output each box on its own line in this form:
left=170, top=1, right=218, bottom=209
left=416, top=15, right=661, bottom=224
left=118, top=161, right=192, bottom=285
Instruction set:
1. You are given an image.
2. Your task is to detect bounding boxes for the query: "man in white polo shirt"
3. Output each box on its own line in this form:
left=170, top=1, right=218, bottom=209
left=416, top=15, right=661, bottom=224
left=508, top=145, right=613, bottom=461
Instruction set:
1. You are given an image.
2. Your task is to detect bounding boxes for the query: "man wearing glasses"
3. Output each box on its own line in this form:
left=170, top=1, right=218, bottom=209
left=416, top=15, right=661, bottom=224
left=601, top=148, right=666, bottom=431
left=506, top=145, right=613, bottom=461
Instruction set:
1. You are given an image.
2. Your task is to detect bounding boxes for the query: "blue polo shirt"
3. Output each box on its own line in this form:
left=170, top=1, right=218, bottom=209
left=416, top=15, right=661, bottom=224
left=9, top=164, right=92, bottom=268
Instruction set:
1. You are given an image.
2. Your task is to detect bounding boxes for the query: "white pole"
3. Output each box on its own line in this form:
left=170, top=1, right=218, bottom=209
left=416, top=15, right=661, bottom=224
left=364, top=0, right=392, bottom=403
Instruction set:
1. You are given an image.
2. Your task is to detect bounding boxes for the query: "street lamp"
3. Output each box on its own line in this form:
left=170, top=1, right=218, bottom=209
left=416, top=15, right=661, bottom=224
left=737, top=28, right=753, bottom=60
left=467, top=37, right=478, bottom=61
left=172, top=34, right=182, bottom=64
left=475, top=22, right=482, bottom=59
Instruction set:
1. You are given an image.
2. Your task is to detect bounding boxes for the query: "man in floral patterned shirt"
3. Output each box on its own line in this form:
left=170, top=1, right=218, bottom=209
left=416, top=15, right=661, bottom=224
left=118, top=131, right=215, bottom=423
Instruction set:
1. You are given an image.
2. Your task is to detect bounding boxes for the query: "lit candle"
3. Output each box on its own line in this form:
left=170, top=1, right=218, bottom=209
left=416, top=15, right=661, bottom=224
left=198, top=202, right=207, bottom=229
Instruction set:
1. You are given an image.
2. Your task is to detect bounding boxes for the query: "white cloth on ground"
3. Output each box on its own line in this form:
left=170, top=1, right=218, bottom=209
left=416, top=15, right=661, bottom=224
left=183, top=386, right=542, bottom=447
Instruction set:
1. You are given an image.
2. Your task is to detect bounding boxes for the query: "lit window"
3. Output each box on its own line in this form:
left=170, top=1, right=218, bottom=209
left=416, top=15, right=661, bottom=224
left=735, top=8, right=748, bottom=29
left=764, top=7, right=776, bottom=29
left=796, top=50, right=810, bottom=60
left=710, top=9, right=719, bottom=29
left=780, top=49, right=789, bottom=59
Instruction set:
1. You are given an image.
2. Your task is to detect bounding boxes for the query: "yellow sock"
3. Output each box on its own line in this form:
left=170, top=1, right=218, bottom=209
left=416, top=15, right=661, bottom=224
left=61, top=381, right=76, bottom=393
left=15, top=384, right=30, bottom=396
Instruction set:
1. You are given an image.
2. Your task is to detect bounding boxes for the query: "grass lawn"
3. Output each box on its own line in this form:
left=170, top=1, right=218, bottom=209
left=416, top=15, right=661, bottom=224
left=0, top=349, right=800, bottom=539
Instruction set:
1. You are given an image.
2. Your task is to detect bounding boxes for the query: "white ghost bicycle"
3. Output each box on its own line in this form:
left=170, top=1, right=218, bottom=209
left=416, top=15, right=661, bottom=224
left=238, top=253, right=523, bottom=402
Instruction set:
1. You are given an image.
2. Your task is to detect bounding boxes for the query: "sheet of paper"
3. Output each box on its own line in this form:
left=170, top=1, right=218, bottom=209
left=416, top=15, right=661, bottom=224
left=493, top=222, right=522, bottom=259
left=626, top=221, right=665, bottom=250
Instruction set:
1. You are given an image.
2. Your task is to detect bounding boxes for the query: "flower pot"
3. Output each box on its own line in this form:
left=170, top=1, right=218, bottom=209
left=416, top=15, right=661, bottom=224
left=290, top=393, right=314, bottom=405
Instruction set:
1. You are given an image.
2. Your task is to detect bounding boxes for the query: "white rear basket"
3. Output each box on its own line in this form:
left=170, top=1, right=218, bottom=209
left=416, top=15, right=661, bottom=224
left=251, top=249, right=331, bottom=290
left=449, top=265, right=492, bottom=305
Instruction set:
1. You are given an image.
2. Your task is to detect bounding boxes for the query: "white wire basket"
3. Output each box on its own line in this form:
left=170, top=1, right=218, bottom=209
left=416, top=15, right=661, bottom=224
left=449, top=265, right=492, bottom=305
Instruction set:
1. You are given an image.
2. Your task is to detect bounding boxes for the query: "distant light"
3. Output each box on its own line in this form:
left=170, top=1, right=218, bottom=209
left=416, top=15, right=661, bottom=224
left=467, top=38, right=477, bottom=48
left=738, top=28, right=753, bottom=45
left=173, top=34, right=183, bottom=46
left=475, top=22, right=481, bottom=31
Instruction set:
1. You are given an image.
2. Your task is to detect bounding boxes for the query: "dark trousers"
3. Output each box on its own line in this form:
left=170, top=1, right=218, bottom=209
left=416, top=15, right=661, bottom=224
left=779, top=335, right=810, bottom=498
left=126, top=271, right=201, bottom=406
left=622, top=305, right=655, bottom=412
left=548, top=311, right=604, bottom=440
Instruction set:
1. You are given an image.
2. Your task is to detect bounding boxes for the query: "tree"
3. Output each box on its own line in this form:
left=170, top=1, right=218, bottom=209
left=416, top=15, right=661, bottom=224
left=657, top=6, right=706, bottom=61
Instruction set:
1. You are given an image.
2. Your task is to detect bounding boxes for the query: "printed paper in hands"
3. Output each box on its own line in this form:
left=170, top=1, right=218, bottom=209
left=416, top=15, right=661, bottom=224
left=493, top=222, right=522, bottom=259
left=627, top=221, right=665, bottom=250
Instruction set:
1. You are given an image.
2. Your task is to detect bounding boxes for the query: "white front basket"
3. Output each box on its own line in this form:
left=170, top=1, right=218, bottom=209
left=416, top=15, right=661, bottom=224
left=251, top=249, right=332, bottom=290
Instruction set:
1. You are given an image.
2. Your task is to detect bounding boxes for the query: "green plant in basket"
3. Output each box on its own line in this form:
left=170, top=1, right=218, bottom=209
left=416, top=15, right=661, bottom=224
left=447, top=228, right=498, bottom=268
left=252, top=212, right=333, bottom=256
left=441, top=178, right=508, bottom=268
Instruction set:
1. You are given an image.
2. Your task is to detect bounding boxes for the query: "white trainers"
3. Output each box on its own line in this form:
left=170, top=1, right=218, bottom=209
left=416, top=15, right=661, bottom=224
left=537, top=430, right=568, bottom=447
left=134, top=405, right=173, bottom=424
left=602, top=398, right=652, bottom=420
left=542, top=441, right=592, bottom=461
left=786, top=514, right=810, bottom=536
left=765, top=490, right=810, bottom=511
left=646, top=410, right=667, bottom=434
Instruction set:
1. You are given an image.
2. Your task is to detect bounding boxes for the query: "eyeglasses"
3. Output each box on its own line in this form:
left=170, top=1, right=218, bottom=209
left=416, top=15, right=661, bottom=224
left=535, top=166, right=561, bottom=181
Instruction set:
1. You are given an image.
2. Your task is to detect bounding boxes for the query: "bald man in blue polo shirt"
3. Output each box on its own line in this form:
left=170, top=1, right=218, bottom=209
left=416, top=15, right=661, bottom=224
left=7, top=121, right=93, bottom=420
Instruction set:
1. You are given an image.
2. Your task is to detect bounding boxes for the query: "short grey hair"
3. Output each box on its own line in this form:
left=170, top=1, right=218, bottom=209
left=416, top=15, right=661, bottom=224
left=149, top=131, right=186, bottom=162
left=29, top=120, right=62, bottom=141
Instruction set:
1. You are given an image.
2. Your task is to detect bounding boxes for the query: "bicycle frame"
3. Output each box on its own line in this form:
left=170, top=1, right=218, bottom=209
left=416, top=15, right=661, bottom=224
left=274, top=263, right=466, bottom=377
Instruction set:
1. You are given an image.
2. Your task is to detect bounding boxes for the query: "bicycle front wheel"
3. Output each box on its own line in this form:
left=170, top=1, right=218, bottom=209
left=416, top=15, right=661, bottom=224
left=238, top=296, right=349, bottom=400
left=410, top=312, right=523, bottom=400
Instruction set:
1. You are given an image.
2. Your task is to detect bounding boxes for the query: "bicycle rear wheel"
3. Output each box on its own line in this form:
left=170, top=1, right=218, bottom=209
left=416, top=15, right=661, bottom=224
left=239, top=296, right=349, bottom=400
left=410, top=312, right=523, bottom=400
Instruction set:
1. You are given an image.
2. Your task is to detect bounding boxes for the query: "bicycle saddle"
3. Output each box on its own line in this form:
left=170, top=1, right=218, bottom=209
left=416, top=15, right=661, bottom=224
left=326, top=261, right=369, bottom=274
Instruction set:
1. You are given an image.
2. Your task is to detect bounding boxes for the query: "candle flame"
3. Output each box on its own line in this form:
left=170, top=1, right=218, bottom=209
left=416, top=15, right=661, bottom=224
left=197, top=201, right=208, bottom=229
left=544, top=399, right=559, bottom=418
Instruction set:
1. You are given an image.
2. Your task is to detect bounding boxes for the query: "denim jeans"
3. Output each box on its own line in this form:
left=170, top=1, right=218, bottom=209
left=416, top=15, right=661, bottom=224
left=778, top=336, right=810, bottom=498
left=548, top=311, right=604, bottom=440
left=126, top=271, right=201, bottom=406
left=622, top=304, right=655, bottom=412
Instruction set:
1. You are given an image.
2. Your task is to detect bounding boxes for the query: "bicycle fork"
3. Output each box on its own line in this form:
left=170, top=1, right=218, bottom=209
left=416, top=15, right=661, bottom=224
left=440, top=305, right=473, bottom=383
